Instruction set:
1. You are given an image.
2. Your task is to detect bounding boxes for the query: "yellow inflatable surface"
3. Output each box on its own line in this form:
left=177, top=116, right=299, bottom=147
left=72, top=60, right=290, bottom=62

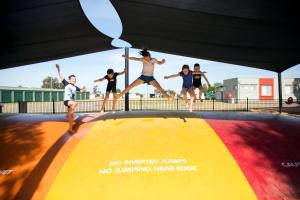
left=46, top=117, right=256, bottom=200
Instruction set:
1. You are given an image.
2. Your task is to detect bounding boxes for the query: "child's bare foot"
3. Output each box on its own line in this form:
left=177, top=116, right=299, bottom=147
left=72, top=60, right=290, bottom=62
left=189, top=107, right=193, bottom=112
left=68, top=128, right=75, bottom=134
left=112, top=111, right=116, bottom=114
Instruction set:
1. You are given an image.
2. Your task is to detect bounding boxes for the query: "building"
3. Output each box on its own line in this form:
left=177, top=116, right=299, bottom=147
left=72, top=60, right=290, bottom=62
left=221, top=78, right=300, bottom=100
left=0, top=86, right=90, bottom=103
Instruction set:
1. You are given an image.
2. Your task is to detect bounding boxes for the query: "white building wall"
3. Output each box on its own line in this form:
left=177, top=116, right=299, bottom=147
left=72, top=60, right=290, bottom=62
left=273, top=78, right=300, bottom=99
left=223, top=77, right=300, bottom=100
left=237, top=78, right=259, bottom=99
left=273, top=78, right=279, bottom=99
left=280, top=78, right=300, bottom=100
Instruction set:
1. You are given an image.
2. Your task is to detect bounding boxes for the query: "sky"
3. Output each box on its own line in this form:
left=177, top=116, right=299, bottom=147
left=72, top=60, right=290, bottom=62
left=0, top=0, right=299, bottom=95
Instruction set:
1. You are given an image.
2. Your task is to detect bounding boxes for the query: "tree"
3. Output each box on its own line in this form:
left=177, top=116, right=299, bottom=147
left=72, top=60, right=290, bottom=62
left=207, top=82, right=223, bottom=93
left=202, top=83, right=208, bottom=93
left=41, top=77, right=64, bottom=89
left=214, top=82, right=223, bottom=88
left=167, top=89, right=176, bottom=96
left=135, top=92, right=144, bottom=98
left=154, top=89, right=162, bottom=98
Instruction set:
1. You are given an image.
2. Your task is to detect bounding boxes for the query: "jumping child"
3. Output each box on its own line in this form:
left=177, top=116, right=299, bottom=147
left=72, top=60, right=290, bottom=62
left=116, top=49, right=173, bottom=100
left=164, top=65, right=206, bottom=112
left=94, top=68, right=125, bottom=113
left=56, top=64, right=86, bottom=133
left=193, top=63, right=211, bottom=101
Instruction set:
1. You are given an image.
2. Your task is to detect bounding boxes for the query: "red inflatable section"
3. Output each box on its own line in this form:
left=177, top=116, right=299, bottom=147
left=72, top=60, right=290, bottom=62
left=206, top=118, right=300, bottom=199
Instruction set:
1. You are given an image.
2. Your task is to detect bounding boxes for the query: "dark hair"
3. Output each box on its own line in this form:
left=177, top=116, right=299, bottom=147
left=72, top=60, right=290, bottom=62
left=139, top=49, right=151, bottom=57
left=179, top=65, right=190, bottom=76
left=107, top=69, right=114, bottom=74
left=194, top=63, right=200, bottom=67
left=68, top=75, right=76, bottom=79
left=182, top=65, right=190, bottom=70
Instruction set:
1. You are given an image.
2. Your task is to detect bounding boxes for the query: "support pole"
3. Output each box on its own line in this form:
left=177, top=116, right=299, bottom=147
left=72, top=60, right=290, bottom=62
left=278, top=72, right=282, bottom=113
left=52, top=99, right=55, bottom=114
left=125, top=47, right=129, bottom=111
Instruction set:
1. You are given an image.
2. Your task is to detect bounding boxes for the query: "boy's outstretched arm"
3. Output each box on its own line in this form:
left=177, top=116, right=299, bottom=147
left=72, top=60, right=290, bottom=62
left=122, top=55, right=143, bottom=62
left=193, top=71, right=207, bottom=75
left=56, top=64, right=64, bottom=81
left=94, top=77, right=105, bottom=83
left=119, top=68, right=126, bottom=75
left=157, top=59, right=166, bottom=65
left=80, top=86, right=87, bottom=92
left=164, top=73, right=180, bottom=79
left=75, top=86, right=86, bottom=93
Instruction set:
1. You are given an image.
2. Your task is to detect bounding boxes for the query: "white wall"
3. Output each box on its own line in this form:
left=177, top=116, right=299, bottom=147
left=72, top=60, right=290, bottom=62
left=223, top=77, right=300, bottom=100
left=280, top=78, right=300, bottom=100
left=238, top=78, right=259, bottom=99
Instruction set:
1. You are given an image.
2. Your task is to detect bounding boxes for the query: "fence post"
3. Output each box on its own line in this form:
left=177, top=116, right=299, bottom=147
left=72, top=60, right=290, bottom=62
left=18, top=101, right=21, bottom=113
left=246, top=98, right=249, bottom=112
left=177, top=98, right=179, bottom=111
left=212, top=98, right=215, bottom=112
left=52, top=99, right=55, bottom=114
left=18, top=101, right=27, bottom=113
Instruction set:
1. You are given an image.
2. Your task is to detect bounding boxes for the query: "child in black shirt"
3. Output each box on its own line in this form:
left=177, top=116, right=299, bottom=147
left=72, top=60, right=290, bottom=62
left=94, top=68, right=125, bottom=113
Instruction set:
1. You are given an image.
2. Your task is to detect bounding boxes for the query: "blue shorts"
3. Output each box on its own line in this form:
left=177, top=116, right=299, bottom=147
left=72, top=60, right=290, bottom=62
left=139, top=75, right=155, bottom=84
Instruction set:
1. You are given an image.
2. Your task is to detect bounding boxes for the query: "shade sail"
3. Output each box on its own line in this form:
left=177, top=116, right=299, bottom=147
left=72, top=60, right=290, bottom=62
left=1, top=0, right=299, bottom=72
left=111, top=0, right=300, bottom=72
left=0, top=0, right=114, bottom=69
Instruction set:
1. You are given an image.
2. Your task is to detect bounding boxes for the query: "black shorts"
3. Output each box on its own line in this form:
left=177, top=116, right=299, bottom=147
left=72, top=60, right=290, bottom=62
left=139, top=75, right=155, bottom=84
left=64, top=100, right=70, bottom=107
left=106, top=85, right=117, bottom=93
left=193, top=83, right=202, bottom=88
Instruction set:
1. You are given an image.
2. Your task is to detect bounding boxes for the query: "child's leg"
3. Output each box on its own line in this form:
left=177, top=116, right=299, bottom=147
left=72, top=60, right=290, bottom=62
left=101, top=92, right=110, bottom=112
left=149, top=80, right=173, bottom=100
left=67, top=101, right=77, bottom=132
left=192, top=86, right=196, bottom=102
left=117, top=79, right=144, bottom=98
left=188, top=88, right=196, bottom=112
left=182, top=88, right=188, bottom=105
left=112, top=93, right=117, bottom=113
left=198, top=87, right=203, bottom=100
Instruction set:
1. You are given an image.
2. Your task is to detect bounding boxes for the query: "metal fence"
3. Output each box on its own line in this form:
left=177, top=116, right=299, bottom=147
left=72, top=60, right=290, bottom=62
left=0, top=98, right=299, bottom=114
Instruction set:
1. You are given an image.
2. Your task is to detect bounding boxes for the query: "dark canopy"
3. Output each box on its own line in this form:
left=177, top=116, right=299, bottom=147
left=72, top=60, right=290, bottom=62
left=111, top=0, right=300, bottom=72
left=0, top=0, right=113, bottom=69
left=1, top=0, right=300, bottom=72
